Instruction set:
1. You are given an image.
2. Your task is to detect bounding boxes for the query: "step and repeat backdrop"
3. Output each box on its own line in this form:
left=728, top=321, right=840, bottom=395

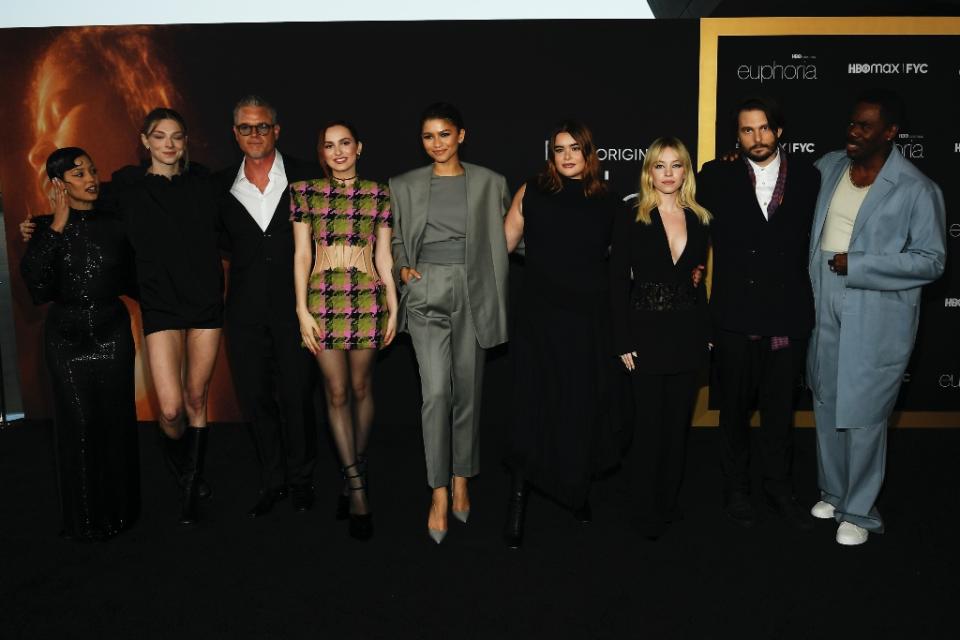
left=0, top=19, right=699, bottom=422
left=0, top=17, right=956, bottom=425
left=700, top=17, right=959, bottom=425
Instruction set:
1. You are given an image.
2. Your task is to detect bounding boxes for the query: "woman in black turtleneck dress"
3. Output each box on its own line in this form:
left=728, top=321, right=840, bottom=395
left=501, top=120, right=625, bottom=548
left=21, top=148, right=139, bottom=541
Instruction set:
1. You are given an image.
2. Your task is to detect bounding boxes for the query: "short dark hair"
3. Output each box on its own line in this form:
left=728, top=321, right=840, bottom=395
left=855, top=88, right=906, bottom=129
left=733, top=95, right=785, bottom=137
left=46, top=147, right=89, bottom=180
left=233, top=94, right=278, bottom=124
left=420, top=102, right=465, bottom=131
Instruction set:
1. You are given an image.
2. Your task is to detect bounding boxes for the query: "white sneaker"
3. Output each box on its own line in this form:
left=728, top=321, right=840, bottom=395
left=810, top=500, right=835, bottom=519
left=836, top=521, right=869, bottom=546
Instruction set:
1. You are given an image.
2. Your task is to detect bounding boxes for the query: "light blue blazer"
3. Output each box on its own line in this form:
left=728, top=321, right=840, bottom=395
left=807, top=149, right=946, bottom=428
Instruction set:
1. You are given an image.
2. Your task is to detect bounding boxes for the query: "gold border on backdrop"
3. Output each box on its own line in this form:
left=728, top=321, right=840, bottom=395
left=692, top=16, right=960, bottom=428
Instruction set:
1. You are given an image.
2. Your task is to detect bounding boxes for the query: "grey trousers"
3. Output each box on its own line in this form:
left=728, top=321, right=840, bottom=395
left=405, top=263, right=485, bottom=488
left=811, top=251, right=886, bottom=532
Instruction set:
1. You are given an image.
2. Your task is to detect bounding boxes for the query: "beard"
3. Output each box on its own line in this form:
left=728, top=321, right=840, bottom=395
left=744, top=140, right=778, bottom=163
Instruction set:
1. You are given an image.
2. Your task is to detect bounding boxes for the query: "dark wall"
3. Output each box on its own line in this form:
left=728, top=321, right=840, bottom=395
left=0, top=20, right=701, bottom=421
left=715, top=34, right=960, bottom=410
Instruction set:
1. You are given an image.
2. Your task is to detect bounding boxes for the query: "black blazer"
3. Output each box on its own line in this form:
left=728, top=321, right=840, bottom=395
left=213, top=154, right=323, bottom=326
left=697, top=154, right=819, bottom=338
left=609, top=207, right=710, bottom=375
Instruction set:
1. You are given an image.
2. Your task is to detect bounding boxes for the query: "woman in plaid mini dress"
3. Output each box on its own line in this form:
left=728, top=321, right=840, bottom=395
left=291, top=120, right=398, bottom=540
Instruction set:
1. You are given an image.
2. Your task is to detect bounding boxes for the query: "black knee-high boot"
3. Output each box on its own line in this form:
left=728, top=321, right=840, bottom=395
left=158, top=425, right=185, bottom=478
left=157, top=425, right=211, bottom=500
left=503, top=471, right=528, bottom=549
left=179, top=427, right=208, bottom=525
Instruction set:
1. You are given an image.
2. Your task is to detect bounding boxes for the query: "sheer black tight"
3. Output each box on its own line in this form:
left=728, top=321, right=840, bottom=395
left=315, top=348, right=377, bottom=515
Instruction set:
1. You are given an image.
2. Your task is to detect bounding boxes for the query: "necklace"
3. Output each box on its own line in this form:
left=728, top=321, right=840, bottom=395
left=332, top=174, right=357, bottom=186
left=848, top=163, right=871, bottom=189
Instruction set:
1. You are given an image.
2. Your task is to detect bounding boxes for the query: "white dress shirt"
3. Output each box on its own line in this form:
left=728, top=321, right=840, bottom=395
left=230, top=151, right=288, bottom=231
left=746, top=150, right=781, bottom=220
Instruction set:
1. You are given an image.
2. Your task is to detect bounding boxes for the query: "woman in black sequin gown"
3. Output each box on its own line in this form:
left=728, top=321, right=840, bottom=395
left=609, top=137, right=712, bottom=540
left=21, top=148, right=139, bottom=541
left=501, top=120, right=625, bottom=548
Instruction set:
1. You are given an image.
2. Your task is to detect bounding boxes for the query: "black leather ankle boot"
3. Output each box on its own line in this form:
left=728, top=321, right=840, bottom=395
left=503, top=472, right=528, bottom=549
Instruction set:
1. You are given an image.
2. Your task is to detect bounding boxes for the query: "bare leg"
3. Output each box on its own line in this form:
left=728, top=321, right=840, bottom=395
left=452, top=475, right=470, bottom=514
left=429, top=487, right=449, bottom=533
left=182, top=328, right=221, bottom=429
left=145, top=330, right=186, bottom=439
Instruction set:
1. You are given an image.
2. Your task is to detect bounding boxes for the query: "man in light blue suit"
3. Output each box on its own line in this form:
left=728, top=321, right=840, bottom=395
left=808, top=89, right=946, bottom=545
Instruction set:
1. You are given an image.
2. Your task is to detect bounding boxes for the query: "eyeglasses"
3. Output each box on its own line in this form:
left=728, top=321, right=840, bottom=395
left=235, top=122, right=275, bottom=136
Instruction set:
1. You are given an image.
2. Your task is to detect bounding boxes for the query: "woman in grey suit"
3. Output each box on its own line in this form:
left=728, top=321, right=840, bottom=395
left=390, top=103, right=511, bottom=543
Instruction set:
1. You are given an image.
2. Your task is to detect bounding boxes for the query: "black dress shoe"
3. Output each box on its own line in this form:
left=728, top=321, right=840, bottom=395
left=503, top=473, right=528, bottom=549
left=247, top=487, right=288, bottom=519
left=724, top=493, right=757, bottom=528
left=197, top=478, right=212, bottom=500
left=765, top=493, right=814, bottom=532
left=572, top=501, right=592, bottom=524
left=290, top=484, right=315, bottom=512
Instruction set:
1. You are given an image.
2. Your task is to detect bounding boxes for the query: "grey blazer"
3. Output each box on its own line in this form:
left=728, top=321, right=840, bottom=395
left=389, top=162, right=512, bottom=348
left=807, top=149, right=946, bottom=428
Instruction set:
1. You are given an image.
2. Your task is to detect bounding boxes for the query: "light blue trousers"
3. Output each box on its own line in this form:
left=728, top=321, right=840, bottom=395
left=811, top=251, right=886, bottom=532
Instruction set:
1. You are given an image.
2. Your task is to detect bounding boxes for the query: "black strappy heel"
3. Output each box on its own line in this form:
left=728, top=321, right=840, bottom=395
left=341, top=459, right=372, bottom=541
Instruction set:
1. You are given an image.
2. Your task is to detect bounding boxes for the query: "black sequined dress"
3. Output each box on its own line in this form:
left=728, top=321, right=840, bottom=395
left=21, top=209, right=140, bottom=541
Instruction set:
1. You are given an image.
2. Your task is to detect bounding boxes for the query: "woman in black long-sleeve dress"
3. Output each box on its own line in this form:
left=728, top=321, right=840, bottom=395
left=21, top=148, right=139, bottom=541
left=609, top=137, right=711, bottom=540
left=502, top=120, right=624, bottom=548
left=109, top=108, right=223, bottom=525
left=21, top=110, right=221, bottom=524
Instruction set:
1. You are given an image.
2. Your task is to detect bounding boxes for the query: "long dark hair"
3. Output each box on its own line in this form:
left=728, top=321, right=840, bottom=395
left=537, top=120, right=606, bottom=197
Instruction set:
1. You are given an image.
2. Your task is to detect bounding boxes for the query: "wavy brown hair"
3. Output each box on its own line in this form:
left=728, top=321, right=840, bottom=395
left=536, top=120, right=607, bottom=198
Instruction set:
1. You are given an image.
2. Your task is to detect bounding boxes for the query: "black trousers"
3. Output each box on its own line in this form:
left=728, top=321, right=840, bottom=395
left=715, top=330, right=805, bottom=499
left=225, top=319, right=318, bottom=489
left=626, top=369, right=699, bottom=535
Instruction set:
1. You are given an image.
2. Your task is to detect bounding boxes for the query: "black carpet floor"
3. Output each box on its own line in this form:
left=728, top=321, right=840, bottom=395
left=1, top=420, right=958, bottom=639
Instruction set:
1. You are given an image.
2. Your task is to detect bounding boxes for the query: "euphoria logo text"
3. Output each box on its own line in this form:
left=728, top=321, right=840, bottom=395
left=737, top=61, right=817, bottom=83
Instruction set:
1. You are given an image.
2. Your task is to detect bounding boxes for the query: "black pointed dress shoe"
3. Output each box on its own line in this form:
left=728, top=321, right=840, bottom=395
left=764, top=493, right=814, bottom=532
left=724, top=492, right=757, bottom=528
left=290, top=484, right=315, bottom=512
left=503, top=475, right=528, bottom=549
left=572, top=501, right=593, bottom=524
left=246, top=487, right=288, bottom=519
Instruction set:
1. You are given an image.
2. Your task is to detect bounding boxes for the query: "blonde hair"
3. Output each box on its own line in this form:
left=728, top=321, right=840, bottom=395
left=635, top=137, right=711, bottom=226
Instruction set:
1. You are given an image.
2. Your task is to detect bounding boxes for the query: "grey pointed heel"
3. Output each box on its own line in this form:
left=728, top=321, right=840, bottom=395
left=450, top=475, right=470, bottom=525
left=428, top=528, right=447, bottom=544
